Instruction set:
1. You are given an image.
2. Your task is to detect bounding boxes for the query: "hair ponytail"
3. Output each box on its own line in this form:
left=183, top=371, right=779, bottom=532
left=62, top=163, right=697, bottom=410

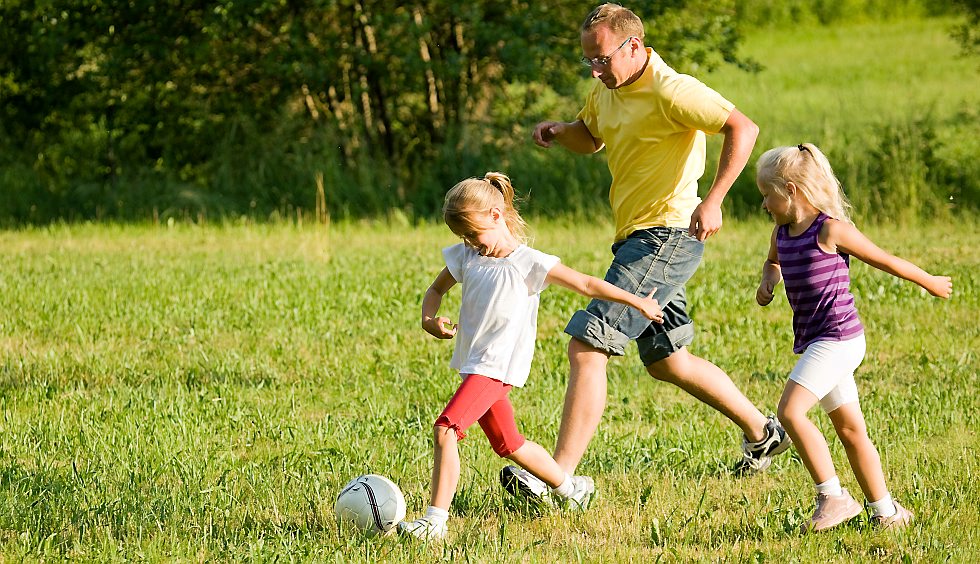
left=444, top=172, right=529, bottom=242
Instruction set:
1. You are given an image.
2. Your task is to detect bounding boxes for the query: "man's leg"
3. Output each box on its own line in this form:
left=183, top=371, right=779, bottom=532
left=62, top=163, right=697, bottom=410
left=552, top=337, right=611, bottom=474
left=646, top=347, right=768, bottom=441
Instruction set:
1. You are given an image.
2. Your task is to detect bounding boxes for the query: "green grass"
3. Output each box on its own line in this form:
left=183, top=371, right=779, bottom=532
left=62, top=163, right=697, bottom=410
left=700, top=16, right=980, bottom=218
left=0, top=218, right=977, bottom=561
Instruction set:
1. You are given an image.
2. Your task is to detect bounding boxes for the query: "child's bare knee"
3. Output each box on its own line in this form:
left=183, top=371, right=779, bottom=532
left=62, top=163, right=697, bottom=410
left=836, top=423, right=868, bottom=449
left=433, top=424, right=458, bottom=447
left=777, top=403, right=806, bottom=428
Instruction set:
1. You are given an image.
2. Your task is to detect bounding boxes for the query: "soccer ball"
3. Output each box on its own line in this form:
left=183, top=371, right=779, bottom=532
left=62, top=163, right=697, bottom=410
left=335, top=474, right=406, bottom=536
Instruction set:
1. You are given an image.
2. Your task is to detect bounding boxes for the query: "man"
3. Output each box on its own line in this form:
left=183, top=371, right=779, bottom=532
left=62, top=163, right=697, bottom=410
left=501, top=3, right=791, bottom=506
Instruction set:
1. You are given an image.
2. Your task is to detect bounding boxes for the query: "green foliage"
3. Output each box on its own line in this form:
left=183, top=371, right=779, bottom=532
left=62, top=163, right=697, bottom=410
left=0, top=1, right=755, bottom=224
left=0, top=2, right=976, bottom=224
left=950, top=0, right=980, bottom=56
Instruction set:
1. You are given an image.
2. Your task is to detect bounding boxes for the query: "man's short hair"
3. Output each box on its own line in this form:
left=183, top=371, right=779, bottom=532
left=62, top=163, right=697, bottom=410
left=581, top=3, right=645, bottom=39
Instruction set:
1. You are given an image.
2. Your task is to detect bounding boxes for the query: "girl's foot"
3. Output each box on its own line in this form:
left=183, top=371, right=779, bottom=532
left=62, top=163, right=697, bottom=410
left=397, top=518, right=447, bottom=541
left=801, top=488, right=863, bottom=533
left=872, top=500, right=913, bottom=529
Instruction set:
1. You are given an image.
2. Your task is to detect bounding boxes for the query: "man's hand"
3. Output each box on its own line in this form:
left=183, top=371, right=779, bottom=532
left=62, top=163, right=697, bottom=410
left=688, top=201, right=723, bottom=241
left=532, top=121, right=563, bottom=148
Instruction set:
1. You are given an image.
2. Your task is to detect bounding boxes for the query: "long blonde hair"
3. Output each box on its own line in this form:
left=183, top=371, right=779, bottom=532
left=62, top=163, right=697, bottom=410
left=756, top=143, right=853, bottom=224
left=443, top=172, right=529, bottom=242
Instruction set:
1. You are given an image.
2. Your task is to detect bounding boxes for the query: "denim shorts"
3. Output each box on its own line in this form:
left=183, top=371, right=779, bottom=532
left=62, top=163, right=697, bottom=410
left=564, top=227, right=704, bottom=365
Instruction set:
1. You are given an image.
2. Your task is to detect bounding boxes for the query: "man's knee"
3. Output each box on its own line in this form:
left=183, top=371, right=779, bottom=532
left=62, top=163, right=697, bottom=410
left=568, top=337, right=610, bottom=371
left=645, top=348, right=689, bottom=383
left=568, top=336, right=605, bottom=356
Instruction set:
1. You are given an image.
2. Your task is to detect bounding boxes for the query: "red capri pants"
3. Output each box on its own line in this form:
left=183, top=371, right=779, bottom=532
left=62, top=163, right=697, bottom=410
left=434, top=374, right=526, bottom=457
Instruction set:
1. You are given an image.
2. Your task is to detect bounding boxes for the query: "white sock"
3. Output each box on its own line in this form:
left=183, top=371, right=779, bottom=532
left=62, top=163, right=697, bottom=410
left=869, top=494, right=897, bottom=518
left=551, top=474, right=575, bottom=499
left=423, top=505, right=449, bottom=526
left=815, top=476, right=843, bottom=497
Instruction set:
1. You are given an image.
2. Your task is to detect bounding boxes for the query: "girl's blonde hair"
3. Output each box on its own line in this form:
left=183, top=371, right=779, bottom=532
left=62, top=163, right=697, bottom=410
left=443, top=171, right=529, bottom=242
left=756, top=143, right=853, bottom=224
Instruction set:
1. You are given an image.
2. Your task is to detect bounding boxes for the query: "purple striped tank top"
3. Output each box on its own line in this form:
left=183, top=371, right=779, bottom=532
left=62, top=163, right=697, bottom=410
left=777, top=213, right=864, bottom=353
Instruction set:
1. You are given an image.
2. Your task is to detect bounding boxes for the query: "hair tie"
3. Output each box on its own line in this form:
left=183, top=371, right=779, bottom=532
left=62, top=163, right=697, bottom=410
left=798, top=144, right=809, bottom=153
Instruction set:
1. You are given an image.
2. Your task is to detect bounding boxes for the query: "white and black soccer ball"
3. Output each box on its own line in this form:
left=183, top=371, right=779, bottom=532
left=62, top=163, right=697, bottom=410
left=335, top=474, right=406, bottom=536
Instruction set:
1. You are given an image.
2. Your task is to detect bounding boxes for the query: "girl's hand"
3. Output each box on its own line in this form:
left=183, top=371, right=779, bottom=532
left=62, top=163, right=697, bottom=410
left=924, top=275, right=953, bottom=299
left=756, top=280, right=776, bottom=306
left=423, top=316, right=457, bottom=339
left=637, top=290, right=664, bottom=324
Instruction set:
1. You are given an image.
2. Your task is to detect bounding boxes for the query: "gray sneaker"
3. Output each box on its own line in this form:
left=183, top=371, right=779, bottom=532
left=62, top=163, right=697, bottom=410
left=871, top=500, right=913, bottom=530
left=801, top=488, right=864, bottom=533
left=500, top=465, right=555, bottom=508
left=733, top=415, right=792, bottom=476
left=558, top=475, right=595, bottom=511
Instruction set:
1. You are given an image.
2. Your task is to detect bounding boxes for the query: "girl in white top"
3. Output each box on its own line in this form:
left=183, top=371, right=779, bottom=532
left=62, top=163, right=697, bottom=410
left=399, top=172, right=663, bottom=541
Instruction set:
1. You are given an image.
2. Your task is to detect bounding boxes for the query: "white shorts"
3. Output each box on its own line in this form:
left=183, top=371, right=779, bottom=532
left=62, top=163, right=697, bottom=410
left=789, top=334, right=866, bottom=413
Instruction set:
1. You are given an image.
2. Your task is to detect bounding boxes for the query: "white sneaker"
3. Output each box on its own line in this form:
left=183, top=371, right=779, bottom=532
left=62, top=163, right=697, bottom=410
left=397, top=518, right=447, bottom=541
left=500, top=465, right=555, bottom=508
left=558, top=475, right=595, bottom=511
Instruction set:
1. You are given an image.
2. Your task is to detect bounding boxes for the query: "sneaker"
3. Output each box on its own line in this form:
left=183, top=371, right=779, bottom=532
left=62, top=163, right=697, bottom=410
left=871, top=500, right=914, bottom=530
left=733, top=415, right=792, bottom=475
left=558, top=475, right=595, bottom=511
left=801, top=488, right=864, bottom=533
left=500, top=465, right=555, bottom=508
left=397, top=518, right=447, bottom=541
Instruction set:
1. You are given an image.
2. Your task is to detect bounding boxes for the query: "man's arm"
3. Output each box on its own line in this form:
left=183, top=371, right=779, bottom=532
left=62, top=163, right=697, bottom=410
left=532, top=120, right=603, bottom=154
left=688, top=108, right=759, bottom=241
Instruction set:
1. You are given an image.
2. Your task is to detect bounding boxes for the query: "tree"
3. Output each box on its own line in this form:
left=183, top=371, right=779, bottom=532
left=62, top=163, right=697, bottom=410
left=0, top=0, right=753, bottom=222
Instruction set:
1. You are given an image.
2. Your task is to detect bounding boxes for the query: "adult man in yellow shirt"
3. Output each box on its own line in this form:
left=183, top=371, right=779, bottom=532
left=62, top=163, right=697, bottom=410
left=501, top=3, right=791, bottom=506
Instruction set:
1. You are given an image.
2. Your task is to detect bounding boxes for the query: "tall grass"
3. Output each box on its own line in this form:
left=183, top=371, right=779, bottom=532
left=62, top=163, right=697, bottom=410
left=701, top=17, right=980, bottom=221
left=0, top=219, right=976, bottom=560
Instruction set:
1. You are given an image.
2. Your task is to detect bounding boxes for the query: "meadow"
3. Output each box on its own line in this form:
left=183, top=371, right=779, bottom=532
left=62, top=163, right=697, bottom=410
left=699, top=16, right=980, bottom=220
left=0, top=216, right=977, bottom=561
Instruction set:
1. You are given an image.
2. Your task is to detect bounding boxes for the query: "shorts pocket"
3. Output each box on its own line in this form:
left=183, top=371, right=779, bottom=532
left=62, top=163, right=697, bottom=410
left=663, top=235, right=704, bottom=286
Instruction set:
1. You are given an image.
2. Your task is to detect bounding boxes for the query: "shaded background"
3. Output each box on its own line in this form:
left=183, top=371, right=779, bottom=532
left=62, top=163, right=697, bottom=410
left=1, top=0, right=977, bottom=225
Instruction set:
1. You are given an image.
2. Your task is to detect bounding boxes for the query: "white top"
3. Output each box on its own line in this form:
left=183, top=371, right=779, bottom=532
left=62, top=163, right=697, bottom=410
left=443, top=243, right=560, bottom=387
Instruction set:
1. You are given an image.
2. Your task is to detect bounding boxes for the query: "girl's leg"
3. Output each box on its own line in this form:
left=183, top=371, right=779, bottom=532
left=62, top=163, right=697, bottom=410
left=429, top=425, right=460, bottom=509
left=777, top=381, right=837, bottom=483
left=428, top=375, right=512, bottom=509
left=827, top=402, right=888, bottom=503
left=477, top=392, right=566, bottom=487
left=402, top=374, right=511, bottom=540
left=481, top=396, right=594, bottom=508
left=506, top=440, right=566, bottom=488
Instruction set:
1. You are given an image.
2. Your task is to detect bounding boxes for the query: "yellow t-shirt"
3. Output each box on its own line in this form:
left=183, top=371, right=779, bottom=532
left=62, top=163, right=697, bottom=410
left=577, top=48, right=735, bottom=241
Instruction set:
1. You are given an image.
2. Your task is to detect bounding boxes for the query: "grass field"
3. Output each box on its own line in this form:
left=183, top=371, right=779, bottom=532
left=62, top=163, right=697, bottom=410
left=699, top=16, right=980, bottom=218
left=0, top=216, right=976, bottom=561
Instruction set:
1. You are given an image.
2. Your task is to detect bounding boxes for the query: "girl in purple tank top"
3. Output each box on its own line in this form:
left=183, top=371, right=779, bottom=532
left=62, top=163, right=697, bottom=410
left=755, top=143, right=952, bottom=533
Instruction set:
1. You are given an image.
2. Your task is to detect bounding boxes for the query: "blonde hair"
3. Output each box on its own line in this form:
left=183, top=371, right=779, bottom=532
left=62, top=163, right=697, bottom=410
left=443, top=172, right=529, bottom=242
left=756, top=143, right=853, bottom=224
left=581, top=3, right=645, bottom=39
